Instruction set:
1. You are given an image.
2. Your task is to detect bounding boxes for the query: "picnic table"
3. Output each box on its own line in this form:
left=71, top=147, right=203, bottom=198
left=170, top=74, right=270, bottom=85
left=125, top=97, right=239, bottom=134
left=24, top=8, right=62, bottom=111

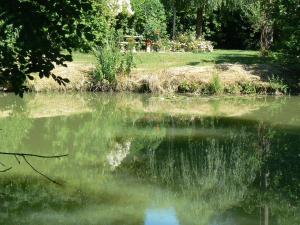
left=119, top=35, right=143, bottom=52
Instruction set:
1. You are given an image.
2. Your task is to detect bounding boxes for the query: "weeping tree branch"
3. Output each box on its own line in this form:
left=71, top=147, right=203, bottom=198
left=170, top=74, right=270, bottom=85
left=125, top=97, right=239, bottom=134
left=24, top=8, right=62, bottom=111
left=0, top=152, right=68, bottom=185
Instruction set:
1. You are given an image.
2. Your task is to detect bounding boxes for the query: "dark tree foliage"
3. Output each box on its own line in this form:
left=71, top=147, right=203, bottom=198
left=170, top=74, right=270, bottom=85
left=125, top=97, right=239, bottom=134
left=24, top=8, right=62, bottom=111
left=206, top=9, right=260, bottom=50
left=273, top=0, right=300, bottom=61
left=0, top=0, right=92, bottom=96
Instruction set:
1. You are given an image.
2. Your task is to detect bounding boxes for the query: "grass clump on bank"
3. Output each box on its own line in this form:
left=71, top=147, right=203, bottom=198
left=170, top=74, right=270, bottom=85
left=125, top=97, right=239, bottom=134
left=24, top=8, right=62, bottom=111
left=208, top=73, right=224, bottom=95
left=92, top=41, right=134, bottom=91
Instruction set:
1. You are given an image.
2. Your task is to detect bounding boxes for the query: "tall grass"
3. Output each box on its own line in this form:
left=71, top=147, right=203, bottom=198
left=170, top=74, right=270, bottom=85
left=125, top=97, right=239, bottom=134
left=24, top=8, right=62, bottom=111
left=268, top=75, right=289, bottom=94
left=93, top=41, right=134, bottom=84
left=208, top=73, right=224, bottom=95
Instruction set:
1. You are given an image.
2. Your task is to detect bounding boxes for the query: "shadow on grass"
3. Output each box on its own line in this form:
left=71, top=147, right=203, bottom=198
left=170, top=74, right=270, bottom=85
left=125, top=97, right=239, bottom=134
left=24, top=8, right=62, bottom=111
left=208, top=52, right=299, bottom=93
left=214, top=53, right=271, bottom=65
left=187, top=61, right=201, bottom=66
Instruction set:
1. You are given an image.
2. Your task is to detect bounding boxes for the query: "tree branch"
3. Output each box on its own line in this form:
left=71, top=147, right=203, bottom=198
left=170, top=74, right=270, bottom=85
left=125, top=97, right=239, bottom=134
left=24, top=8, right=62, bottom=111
left=22, top=155, right=61, bottom=185
left=0, top=152, right=68, bottom=158
left=0, top=167, right=12, bottom=173
left=0, top=152, right=68, bottom=185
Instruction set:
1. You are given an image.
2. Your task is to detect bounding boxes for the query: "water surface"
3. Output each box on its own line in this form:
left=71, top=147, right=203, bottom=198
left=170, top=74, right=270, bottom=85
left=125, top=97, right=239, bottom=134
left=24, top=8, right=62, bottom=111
left=0, top=93, right=299, bottom=225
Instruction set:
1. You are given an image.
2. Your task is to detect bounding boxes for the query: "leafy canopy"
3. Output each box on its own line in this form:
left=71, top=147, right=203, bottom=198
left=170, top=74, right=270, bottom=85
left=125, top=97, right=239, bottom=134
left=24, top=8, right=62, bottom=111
left=131, top=0, right=167, bottom=41
left=0, top=0, right=92, bottom=95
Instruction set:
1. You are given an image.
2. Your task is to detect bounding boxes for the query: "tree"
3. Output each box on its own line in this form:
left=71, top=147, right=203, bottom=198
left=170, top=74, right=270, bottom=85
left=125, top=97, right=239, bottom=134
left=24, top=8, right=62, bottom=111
left=242, top=0, right=274, bottom=55
left=129, top=0, right=167, bottom=41
left=242, top=0, right=300, bottom=59
left=0, top=0, right=92, bottom=96
left=77, top=0, right=112, bottom=51
left=161, top=0, right=187, bottom=40
left=191, top=0, right=223, bottom=39
left=272, top=0, right=300, bottom=60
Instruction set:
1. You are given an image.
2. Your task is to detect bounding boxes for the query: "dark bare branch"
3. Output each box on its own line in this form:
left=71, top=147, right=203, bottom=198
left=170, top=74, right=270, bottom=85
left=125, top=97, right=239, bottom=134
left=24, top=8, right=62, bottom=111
left=0, top=161, right=6, bottom=167
left=0, top=152, right=68, bottom=159
left=14, top=155, right=20, bottom=164
left=22, top=156, right=62, bottom=185
left=0, top=152, right=68, bottom=185
left=0, top=167, right=12, bottom=173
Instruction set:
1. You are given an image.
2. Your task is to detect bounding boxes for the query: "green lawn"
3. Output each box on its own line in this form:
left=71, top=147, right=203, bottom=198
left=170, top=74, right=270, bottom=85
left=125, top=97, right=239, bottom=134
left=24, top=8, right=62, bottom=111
left=134, top=50, right=268, bottom=71
left=72, top=50, right=274, bottom=72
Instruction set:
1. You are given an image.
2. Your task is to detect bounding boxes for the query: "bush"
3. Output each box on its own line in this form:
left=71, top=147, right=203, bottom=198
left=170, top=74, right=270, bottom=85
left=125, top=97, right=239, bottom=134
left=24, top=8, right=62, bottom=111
left=93, top=40, right=134, bottom=85
left=208, top=73, right=223, bottom=95
left=240, top=82, right=257, bottom=94
left=171, top=33, right=214, bottom=52
left=268, top=75, right=289, bottom=94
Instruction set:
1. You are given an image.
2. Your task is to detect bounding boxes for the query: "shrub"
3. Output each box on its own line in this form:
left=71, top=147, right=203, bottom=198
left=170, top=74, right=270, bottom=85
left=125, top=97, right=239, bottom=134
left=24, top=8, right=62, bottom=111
left=224, top=84, right=242, bottom=95
left=197, top=38, right=214, bottom=52
left=208, top=73, right=224, bottom=95
left=171, top=41, right=183, bottom=52
left=93, top=40, right=134, bottom=85
left=268, top=75, right=289, bottom=94
left=240, top=82, right=257, bottom=94
left=178, top=81, right=199, bottom=93
left=171, top=33, right=214, bottom=52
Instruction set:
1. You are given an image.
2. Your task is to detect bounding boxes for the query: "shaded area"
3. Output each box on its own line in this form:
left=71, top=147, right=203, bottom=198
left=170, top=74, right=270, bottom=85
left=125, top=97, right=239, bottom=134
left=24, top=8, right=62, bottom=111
left=213, top=52, right=300, bottom=93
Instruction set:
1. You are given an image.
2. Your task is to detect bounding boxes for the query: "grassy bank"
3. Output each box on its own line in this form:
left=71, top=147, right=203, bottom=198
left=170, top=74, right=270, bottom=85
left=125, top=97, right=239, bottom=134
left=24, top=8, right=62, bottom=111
left=28, top=50, right=299, bottom=95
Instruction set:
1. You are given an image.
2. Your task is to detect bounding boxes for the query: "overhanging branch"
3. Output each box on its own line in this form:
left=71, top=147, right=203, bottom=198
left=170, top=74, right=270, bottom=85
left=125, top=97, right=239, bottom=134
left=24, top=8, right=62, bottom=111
left=0, top=152, right=68, bottom=185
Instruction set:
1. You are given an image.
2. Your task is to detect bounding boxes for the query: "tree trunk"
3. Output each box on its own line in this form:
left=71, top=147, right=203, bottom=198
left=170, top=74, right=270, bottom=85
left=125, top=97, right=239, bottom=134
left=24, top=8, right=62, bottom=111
left=196, top=7, right=204, bottom=39
left=260, top=22, right=273, bottom=55
left=172, top=3, right=177, bottom=40
left=260, top=0, right=273, bottom=56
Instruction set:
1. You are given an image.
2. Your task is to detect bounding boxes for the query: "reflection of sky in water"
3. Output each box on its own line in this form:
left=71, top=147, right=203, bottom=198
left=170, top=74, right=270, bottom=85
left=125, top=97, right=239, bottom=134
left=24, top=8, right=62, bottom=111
left=145, top=208, right=180, bottom=225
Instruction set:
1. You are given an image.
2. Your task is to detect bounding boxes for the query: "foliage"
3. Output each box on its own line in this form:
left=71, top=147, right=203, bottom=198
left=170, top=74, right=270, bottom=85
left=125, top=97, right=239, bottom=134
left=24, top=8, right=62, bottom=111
left=93, top=40, right=134, bottom=85
left=240, top=81, right=257, bottom=94
left=208, top=73, right=224, bottom=94
left=272, top=0, right=300, bottom=60
left=0, top=0, right=92, bottom=95
left=77, top=0, right=112, bottom=51
left=161, top=0, right=262, bottom=50
left=268, top=75, right=289, bottom=94
left=242, top=0, right=274, bottom=55
left=191, top=0, right=224, bottom=38
left=241, top=0, right=299, bottom=59
left=130, top=0, right=167, bottom=41
left=204, top=8, right=260, bottom=50
left=171, top=33, right=214, bottom=52
left=178, top=80, right=199, bottom=93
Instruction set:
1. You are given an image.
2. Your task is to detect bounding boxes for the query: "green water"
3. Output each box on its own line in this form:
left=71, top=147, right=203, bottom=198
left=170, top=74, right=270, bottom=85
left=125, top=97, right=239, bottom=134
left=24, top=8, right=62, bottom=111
left=0, top=93, right=299, bottom=225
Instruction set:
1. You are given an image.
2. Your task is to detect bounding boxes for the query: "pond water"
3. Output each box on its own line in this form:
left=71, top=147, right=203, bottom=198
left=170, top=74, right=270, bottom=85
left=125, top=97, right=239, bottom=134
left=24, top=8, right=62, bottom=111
left=0, top=93, right=299, bottom=225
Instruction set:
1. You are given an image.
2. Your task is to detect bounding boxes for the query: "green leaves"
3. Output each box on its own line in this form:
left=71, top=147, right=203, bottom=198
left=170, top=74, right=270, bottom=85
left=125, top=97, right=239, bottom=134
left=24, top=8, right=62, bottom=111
left=130, top=0, right=167, bottom=41
left=0, top=0, right=93, bottom=95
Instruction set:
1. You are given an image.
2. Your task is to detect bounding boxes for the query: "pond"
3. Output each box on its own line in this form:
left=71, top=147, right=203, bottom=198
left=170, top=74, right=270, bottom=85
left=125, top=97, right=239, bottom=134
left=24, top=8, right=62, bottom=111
left=0, top=93, right=299, bottom=225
